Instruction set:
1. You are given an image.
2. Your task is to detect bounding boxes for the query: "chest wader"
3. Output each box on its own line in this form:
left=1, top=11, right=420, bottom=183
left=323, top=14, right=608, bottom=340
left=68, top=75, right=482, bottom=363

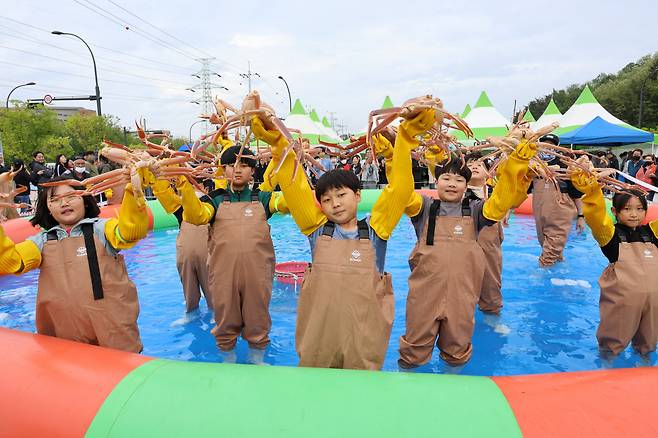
left=532, top=178, right=576, bottom=266
left=176, top=222, right=211, bottom=312
left=477, top=222, right=504, bottom=314
left=597, top=229, right=658, bottom=355
left=399, top=199, right=485, bottom=367
left=296, top=220, right=394, bottom=370
left=208, top=191, right=275, bottom=351
left=36, top=223, right=142, bottom=353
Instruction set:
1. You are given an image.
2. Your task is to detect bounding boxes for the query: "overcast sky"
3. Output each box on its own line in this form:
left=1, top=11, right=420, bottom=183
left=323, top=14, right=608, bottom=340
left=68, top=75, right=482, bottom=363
left=2, top=0, right=657, bottom=139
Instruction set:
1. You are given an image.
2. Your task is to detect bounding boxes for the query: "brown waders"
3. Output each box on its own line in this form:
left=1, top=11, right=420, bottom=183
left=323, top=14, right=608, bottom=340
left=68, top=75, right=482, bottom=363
left=532, top=178, right=576, bottom=266
left=399, top=200, right=485, bottom=367
left=296, top=220, right=394, bottom=370
left=176, top=221, right=212, bottom=312
left=208, top=191, right=275, bottom=351
left=597, top=229, right=658, bottom=355
left=36, top=224, right=142, bottom=353
left=478, top=222, right=504, bottom=314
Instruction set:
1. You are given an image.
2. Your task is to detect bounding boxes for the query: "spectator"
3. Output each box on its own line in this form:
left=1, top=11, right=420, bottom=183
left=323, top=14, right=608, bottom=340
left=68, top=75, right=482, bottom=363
left=351, top=155, right=362, bottom=177
left=605, top=151, right=619, bottom=170
left=360, top=155, right=379, bottom=189
left=64, top=156, right=91, bottom=182
left=29, top=151, right=53, bottom=189
left=254, top=157, right=269, bottom=184
left=84, top=150, right=99, bottom=176
left=98, top=155, right=114, bottom=174
left=0, top=153, right=8, bottom=173
left=620, top=148, right=644, bottom=182
left=377, top=156, right=388, bottom=186
left=338, top=157, right=351, bottom=171
left=317, top=148, right=334, bottom=176
left=637, top=155, right=656, bottom=201
left=11, top=158, right=31, bottom=213
left=54, top=154, right=69, bottom=177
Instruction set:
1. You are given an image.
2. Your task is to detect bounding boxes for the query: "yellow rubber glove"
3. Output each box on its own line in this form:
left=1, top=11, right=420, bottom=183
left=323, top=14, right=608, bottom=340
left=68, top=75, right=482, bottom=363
left=214, top=138, right=235, bottom=190
left=269, top=191, right=290, bottom=214
left=425, top=147, right=449, bottom=179
left=105, top=183, right=150, bottom=250
left=483, top=140, right=536, bottom=222
left=0, top=225, right=42, bottom=274
left=251, top=117, right=326, bottom=235
left=152, top=178, right=182, bottom=214
left=371, top=109, right=434, bottom=239
left=571, top=170, right=615, bottom=246
left=373, top=133, right=394, bottom=160
left=176, top=176, right=214, bottom=225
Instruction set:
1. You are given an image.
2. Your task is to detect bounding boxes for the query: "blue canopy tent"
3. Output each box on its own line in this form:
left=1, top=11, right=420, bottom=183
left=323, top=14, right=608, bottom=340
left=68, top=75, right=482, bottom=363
left=560, top=116, right=654, bottom=145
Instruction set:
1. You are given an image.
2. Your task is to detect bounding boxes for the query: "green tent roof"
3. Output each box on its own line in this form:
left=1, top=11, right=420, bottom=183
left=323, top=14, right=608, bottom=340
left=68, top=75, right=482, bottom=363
left=321, top=116, right=331, bottom=128
left=381, top=96, right=394, bottom=109
left=574, top=84, right=598, bottom=105
left=452, top=126, right=510, bottom=140
left=309, top=109, right=321, bottom=122
left=290, top=99, right=306, bottom=115
left=474, top=91, right=494, bottom=108
left=462, top=104, right=472, bottom=118
left=522, top=109, right=536, bottom=122
left=543, top=98, right=562, bottom=116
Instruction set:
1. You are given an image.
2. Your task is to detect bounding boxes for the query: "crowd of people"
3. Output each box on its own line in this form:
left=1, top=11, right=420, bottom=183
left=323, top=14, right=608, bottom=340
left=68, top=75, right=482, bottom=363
left=0, top=119, right=657, bottom=370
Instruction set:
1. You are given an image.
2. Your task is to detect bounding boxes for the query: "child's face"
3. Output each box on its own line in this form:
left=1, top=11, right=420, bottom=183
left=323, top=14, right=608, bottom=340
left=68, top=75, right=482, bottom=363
left=436, top=172, right=467, bottom=203
left=466, top=160, right=486, bottom=184
left=319, top=186, right=361, bottom=225
left=223, top=161, right=254, bottom=188
left=47, top=185, right=86, bottom=227
left=613, top=196, right=647, bottom=228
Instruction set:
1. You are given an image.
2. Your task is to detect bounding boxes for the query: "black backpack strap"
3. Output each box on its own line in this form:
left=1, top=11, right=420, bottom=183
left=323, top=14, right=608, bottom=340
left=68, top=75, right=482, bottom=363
left=426, top=199, right=441, bottom=246
left=81, top=223, right=104, bottom=301
left=462, top=197, right=472, bottom=217
left=46, top=230, right=59, bottom=241
left=617, top=227, right=628, bottom=243
left=640, top=226, right=653, bottom=243
left=357, top=219, right=370, bottom=240
left=172, top=207, right=184, bottom=226
left=322, top=221, right=336, bottom=237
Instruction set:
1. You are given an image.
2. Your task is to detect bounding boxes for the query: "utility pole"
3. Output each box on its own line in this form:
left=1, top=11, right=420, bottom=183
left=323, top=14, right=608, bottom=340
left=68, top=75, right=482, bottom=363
left=240, top=61, right=260, bottom=93
left=328, top=112, right=337, bottom=131
left=188, top=58, right=226, bottom=134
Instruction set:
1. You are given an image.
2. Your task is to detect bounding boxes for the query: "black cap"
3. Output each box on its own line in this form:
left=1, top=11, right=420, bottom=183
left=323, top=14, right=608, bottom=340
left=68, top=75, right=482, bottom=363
left=219, top=145, right=257, bottom=167
left=539, top=133, right=560, bottom=146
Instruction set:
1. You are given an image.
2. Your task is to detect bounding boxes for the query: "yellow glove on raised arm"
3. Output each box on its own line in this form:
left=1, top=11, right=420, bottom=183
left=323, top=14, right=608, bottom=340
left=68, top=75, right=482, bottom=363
left=0, top=225, right=41, bottom=274
left=570, top=170, right=615, bottom=246
left=152, top=178, right=182, bottom=214
left=176, top=176, right=214, bottom=225
left=251, top=117, right=288, bottom=159
left=105, top=183, right=149, bottom=250
left=483, top=140, right=536, bottom=221
left=370, top=108, right=433, bottom=240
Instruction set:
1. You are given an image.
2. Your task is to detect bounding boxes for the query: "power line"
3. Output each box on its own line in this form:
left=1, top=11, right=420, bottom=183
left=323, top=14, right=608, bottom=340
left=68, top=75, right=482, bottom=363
left=105, top=0, right=213, bottom=59
left=71, top=0, right=199, bottom=61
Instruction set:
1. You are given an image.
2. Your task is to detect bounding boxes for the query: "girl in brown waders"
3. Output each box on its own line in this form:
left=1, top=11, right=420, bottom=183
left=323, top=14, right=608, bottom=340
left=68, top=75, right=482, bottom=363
left=531, top=134, right=586, bottom=267
left=175, top=146, right=288, bottom=365
left=0, top=175, right=149, bottom=352
left=250, top=109, right=437, bottom=370
left=398, top=141, right=537, bottom=370
left=571, top=161, right=658, bottom=358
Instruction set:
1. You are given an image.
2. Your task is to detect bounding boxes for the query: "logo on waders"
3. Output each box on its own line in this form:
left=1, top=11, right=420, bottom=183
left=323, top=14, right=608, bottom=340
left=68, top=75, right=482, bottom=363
left=76, top=247, right=87, bottom=257
left=453, top=225, right=463, bottom=236
left=350, top=249, right=362, bottom=263
left=644, top=249, right=653, bottom=258
left=244, top=207, right=253, bottom=217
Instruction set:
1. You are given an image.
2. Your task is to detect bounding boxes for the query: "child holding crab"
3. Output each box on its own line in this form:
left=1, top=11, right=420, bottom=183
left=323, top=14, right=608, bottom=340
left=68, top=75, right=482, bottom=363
left=396, top=139, right=537, bottom=370
left=0, top=175, right=149, bottom=353
left=174, top=145, right=289, bottom=365
left=250, top=108, right=436, bottom=370
left=570, top=157, right=658, bottom=357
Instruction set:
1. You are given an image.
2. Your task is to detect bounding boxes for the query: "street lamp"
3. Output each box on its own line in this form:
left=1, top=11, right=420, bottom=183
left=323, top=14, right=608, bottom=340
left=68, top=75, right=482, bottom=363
left=5, top=82, right=36, bottom=108
left=189, top=119, right=205, bottom=143
left=639, top=63, right=658, bottom=128
left=278, top=75, right=292, bottom=112
left=52, top=31, right=102, bottom=116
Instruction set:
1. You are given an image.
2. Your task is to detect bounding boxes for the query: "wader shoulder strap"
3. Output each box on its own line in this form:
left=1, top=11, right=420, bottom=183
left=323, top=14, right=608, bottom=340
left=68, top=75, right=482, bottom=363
left=81, top=223, right=104, bottom=301
left=322, top=221, right=336, bottom=237
left=640, top=226, right=653, bottom=243
left=201, top=188, right=226, bottom=204
left=250, top=187, right=260, bottom=202
left=357, top=219, right=370, bottom=240
left=46, top=230, right=58, bottom=241
left=462, top=198, right=472, bottom=217
left=426, top=200, right=441, bottom=246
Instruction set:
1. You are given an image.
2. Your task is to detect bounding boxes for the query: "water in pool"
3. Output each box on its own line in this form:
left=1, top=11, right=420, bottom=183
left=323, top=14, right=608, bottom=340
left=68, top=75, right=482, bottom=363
left=1, top=214, right=655, bottom=374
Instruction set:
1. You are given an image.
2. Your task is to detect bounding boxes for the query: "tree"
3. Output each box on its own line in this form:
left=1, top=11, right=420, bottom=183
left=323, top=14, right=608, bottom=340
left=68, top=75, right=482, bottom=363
left=63, top=113, right=125, bottom=155
left=0, top=104, right=64, bottom=161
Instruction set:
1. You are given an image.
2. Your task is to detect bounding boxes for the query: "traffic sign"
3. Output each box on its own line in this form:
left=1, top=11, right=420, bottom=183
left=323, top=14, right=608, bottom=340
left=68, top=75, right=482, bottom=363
left=43, top=94, right=53, bottom=104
